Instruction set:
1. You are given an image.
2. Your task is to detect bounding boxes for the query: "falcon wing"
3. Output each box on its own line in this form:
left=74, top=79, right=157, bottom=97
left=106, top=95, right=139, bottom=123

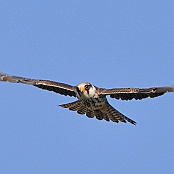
left=0, top=73, right=76, bottom=97
left=99, top=86, right=174, bottom=100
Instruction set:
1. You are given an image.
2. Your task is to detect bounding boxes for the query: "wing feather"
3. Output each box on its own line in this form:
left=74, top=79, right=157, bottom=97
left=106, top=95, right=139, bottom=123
left=106, top=104, right=136, bottom=124
left=99, top=86, right=174, bottom=100
left=60, top=101, right=136, bottom=124
left=60, top=101, right=88, bottom=115
left=0, top=73, right=76, bottom=97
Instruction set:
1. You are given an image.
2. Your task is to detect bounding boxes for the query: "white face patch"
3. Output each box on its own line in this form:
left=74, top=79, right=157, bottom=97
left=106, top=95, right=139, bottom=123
left=76, top=82, right=97, bottom=99
left=87, top=85, right=96, bottom=98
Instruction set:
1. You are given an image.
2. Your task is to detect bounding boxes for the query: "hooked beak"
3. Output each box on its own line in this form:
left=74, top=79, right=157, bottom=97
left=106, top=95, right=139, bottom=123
left=80, top=87, right=86, bottom=93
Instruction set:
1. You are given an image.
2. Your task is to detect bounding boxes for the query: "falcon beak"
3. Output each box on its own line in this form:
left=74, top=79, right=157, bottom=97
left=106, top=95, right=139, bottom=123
left=80, top=87, right=86, bottom=93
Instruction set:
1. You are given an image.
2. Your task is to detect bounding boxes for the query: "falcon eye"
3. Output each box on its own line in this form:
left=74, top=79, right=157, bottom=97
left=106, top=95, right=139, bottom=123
left=85, top=84, right=91, bottom=91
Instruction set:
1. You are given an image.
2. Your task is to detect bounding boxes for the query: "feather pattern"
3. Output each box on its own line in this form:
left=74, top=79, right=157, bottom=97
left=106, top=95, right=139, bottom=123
left=0, top=73, right=76, bottom=97
left=59, top=101, right=136, bottom=124
left=99, top=86, right=174, bottom=100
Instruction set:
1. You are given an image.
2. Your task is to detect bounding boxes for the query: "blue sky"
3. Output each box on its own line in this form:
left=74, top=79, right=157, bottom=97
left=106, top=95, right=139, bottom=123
left=0, top=1, right=174, bottom=173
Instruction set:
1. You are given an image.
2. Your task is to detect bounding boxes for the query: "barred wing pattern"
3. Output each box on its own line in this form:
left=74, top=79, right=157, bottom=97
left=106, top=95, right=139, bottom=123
left=60, top=101, right=136, bottom=124
left=0, top=73, right=76, bottom=97
left=99, top=86, right=174, bottom=100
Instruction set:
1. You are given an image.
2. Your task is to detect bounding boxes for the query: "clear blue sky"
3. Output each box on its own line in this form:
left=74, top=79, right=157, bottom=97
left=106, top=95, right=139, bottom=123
left=0, top=1, right=174, bottom=174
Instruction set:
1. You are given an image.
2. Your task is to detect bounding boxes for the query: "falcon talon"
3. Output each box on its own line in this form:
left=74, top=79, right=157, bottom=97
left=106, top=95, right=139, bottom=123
left=0, top=72, right=174, bottom=125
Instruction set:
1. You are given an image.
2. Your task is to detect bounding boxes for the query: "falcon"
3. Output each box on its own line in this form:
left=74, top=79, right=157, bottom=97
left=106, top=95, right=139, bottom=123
left=0, top=72, right=174, bottom=125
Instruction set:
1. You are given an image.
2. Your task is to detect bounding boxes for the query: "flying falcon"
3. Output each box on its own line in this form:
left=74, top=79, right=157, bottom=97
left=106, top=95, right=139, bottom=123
left=0, top=72, right=174, bottom=125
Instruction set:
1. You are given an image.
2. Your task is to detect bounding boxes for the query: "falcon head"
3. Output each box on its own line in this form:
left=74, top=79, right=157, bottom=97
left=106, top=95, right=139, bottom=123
left=76, top=82, right=96, bottom=99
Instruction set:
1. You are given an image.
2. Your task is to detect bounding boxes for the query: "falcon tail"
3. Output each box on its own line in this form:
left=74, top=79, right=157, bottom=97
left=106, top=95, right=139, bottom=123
left=59, top=101, right=136, bottom=125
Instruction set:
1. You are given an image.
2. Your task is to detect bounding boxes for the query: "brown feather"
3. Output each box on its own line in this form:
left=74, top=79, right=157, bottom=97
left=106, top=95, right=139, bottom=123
left=99, top=86, right=174, bottom=100
left=60, top=101, right=136, bottom=125
left=0, top=73, right=76, bottom=97
left=105, top=104, right=136, bottom=124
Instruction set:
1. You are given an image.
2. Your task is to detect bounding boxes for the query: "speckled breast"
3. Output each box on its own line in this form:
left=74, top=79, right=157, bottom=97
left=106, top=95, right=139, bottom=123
left=82, top=97, right=107, bottom=110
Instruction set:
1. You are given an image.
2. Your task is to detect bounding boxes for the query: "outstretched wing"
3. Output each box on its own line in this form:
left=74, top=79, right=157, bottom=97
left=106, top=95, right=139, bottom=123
left=99, top=86, right=174, bottom=100
left=0, top=73, right=76, bottom=97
